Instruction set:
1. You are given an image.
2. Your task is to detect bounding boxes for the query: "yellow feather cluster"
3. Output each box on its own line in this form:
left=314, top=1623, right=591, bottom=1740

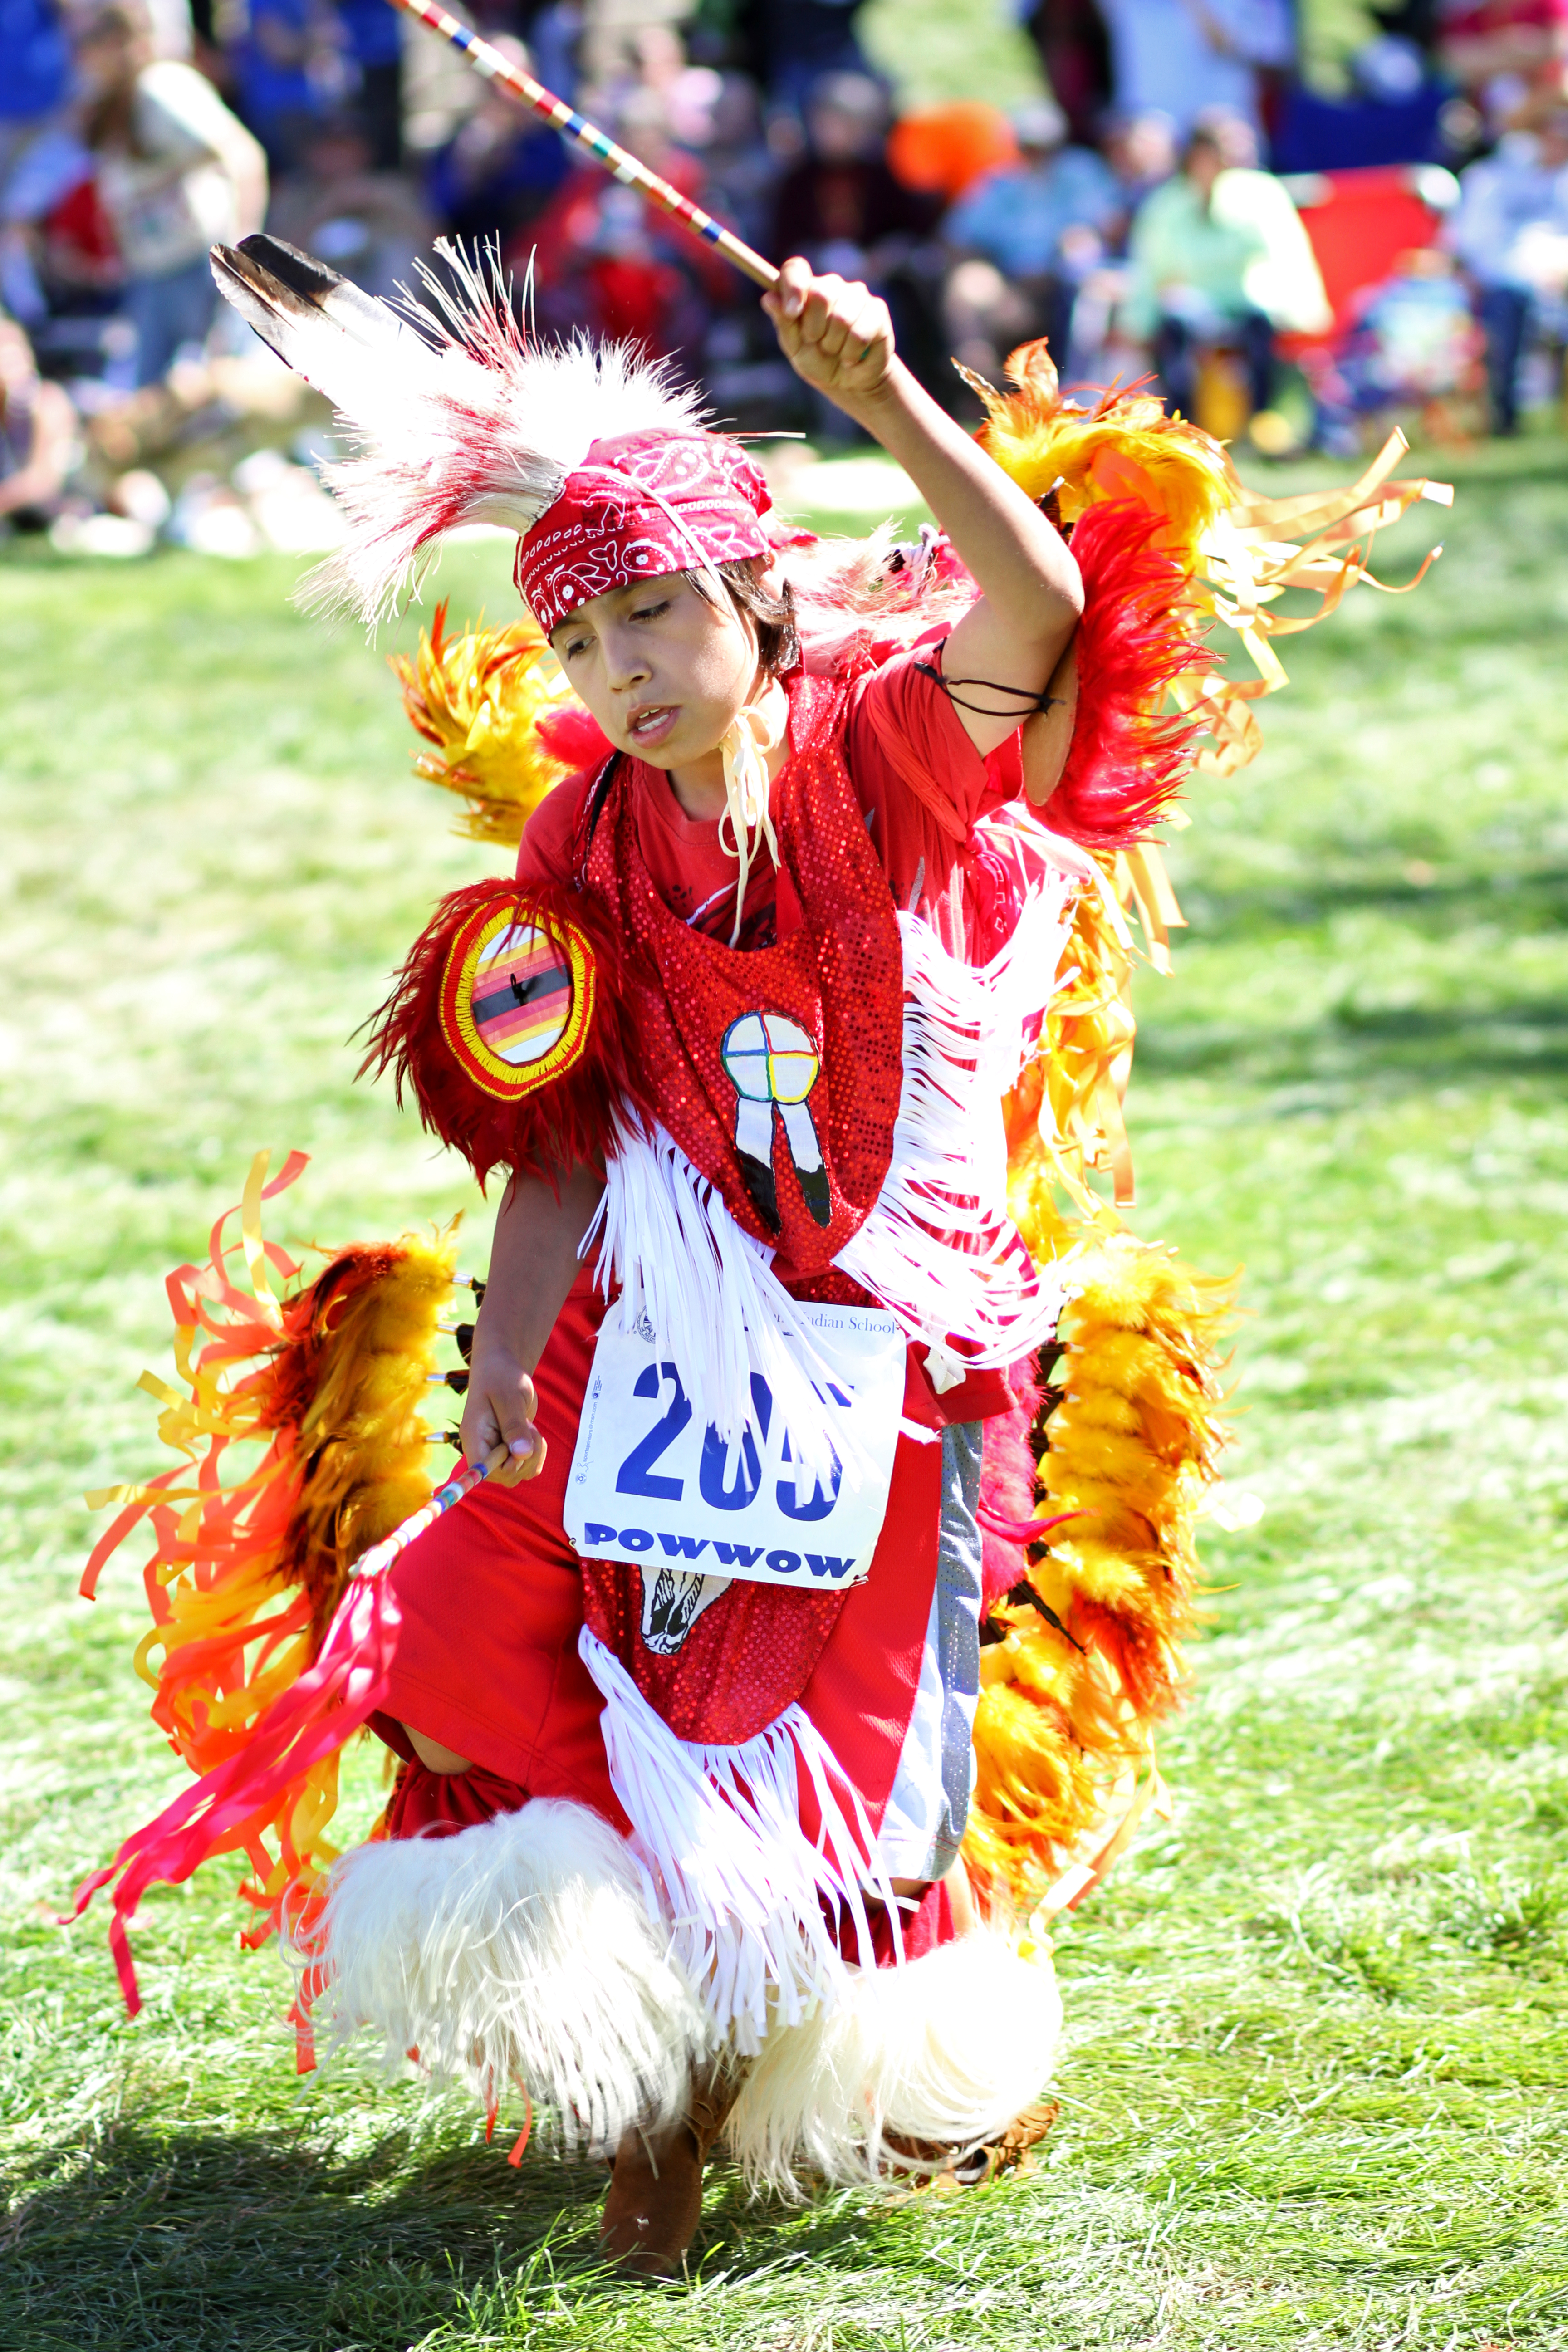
left=964, top=1227, right=1236, bottom=1907
left=971, top=337, right=1451, bottom=780
left=969, top=339, right=1237, bottom=564
left=98, top=1164, right=458, bottom=1918
left=392, top=598, right=578, bottom=846
left=279, top=1236, right=457, bottom=1641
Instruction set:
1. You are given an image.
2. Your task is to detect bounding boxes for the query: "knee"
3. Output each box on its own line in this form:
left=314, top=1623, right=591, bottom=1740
left=403, top=1723, right=473, bottom=1774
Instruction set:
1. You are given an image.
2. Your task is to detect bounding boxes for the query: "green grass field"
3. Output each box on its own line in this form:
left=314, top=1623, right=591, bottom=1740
left=3, top=431, right=1567, bottom=2350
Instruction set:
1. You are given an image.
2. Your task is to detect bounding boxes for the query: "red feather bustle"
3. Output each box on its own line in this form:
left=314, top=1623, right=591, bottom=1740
left=360, top=876, right=650, bottom=1185
left=535, top=701, right=613, bottom=772
left=1045, top=498, right=1209, bottom=851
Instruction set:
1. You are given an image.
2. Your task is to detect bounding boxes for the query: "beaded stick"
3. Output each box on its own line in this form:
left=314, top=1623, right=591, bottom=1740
left=353, top=1452, right=492, bottom=1581
left=382, top=0, right=780, bottom=290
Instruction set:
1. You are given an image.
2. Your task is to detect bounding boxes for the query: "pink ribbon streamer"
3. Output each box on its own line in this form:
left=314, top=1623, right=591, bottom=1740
left=69, top=1458, right=488, bottom=2014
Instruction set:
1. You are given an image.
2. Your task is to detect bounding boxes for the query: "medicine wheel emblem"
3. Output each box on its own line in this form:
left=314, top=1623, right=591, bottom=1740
left=720, top=1010, right=831, bottom=1232
left=439, top=901, right=596, bottom=1101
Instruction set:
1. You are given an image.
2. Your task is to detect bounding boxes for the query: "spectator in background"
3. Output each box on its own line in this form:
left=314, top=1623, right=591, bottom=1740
left=1096, top=0, right=1293, bottom=139
left=1437, top=0, right=1568, bottom=134
left=1125, top=115, right=1328, bottom=421
left=228, top=0, right=321, bottom=175
left=943, top=95, right=1119, bottom=378
left=1020, top=0, right=1114, bottom=149
left=1102, top=108, right=1178, bottom=218
left=75, top=0, right=267, bottom=387
left=526, top=83, right=717, bottom=367
left=772, top=70, right=942, bottom=420
left=0, top=0, right=72, bottom=319
left=1445, top=104, right=1568, bottom=429
left=696, top=71, right=778, bottom=255
left=267, top=107, right=428, bottom=302
left=1, top=0, right=71, bottom=190
left=737, top=0, right=874, bottom=115
left=772, top=72, right=939, bottom=279
left=335, top=0, right=404, bottom=172
left=0, top=308, right=76, bottom=521
left=425, top=33, right=568, bottom=248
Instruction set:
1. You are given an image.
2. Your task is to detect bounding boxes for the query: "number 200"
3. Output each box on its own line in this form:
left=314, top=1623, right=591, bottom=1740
left=614, top=1362, right=843, bottom=1522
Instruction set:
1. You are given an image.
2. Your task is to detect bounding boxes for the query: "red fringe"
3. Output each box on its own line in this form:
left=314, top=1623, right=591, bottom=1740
left=360, top=876, right=651, bottom=1186
left=1046, top=500, right=1208, bottom=851
left=66, top=1564, right=401, bottom=2018
left=978, top=1362, right=1045, bottom=1613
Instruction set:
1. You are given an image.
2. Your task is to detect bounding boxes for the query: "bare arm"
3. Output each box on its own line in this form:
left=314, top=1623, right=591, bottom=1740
left=458, top=1163, right=605, bottom=1487
left=763, top=258, right=1082, bottom=758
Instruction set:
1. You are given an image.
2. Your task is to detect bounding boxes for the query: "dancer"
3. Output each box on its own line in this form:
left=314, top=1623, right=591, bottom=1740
left=76, top=225, right=1448, bottom=2276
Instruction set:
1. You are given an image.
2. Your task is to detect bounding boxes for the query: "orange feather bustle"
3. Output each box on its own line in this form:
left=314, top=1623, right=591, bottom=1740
left=972, top=335, right=1453, bottom=784
left=81, top=1153, right=456, bottom=1942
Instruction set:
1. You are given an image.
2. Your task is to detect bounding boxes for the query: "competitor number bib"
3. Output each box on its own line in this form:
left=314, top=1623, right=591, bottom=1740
left=564, top=1304, right=905, bottom=1589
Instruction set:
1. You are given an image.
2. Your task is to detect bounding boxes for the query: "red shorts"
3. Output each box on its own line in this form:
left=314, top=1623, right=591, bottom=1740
left=379, top=1268, right=943, bottom=1847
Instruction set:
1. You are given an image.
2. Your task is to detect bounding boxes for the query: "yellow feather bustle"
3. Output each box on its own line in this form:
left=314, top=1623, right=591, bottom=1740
left=972, top=337, right=1453, bottom=779
left=392, top=598, right=579, bottom=846
left=963, top=1222, right=1237, bottom=1916
left=83, top=1154, right=458, bottom=1930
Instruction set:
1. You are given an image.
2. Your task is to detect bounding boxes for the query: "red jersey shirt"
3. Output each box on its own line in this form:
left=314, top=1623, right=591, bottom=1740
left=515, top=635, right=1024, bottom=957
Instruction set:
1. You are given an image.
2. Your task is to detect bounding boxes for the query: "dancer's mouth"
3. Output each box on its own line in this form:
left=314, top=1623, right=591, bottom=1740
left=627, top=704, right=678, bottom=748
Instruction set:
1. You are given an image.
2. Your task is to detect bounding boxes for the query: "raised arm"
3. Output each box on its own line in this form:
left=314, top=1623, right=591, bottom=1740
left=459, top=1163, right=605, bottom=1485
left=763, top=257, right=1083, bottom=760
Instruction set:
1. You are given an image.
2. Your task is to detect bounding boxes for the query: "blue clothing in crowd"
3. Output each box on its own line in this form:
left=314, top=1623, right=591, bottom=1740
left=336, top=0, right=403, bottom=69
left=0, top=0, right=69, bottom=125
left=1446, top=136, right=1568, bottom=292
left=945, top=146, right=1119, bottom=277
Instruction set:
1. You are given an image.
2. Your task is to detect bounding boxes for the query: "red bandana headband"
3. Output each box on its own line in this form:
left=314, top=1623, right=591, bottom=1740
left=514, top=427, right=774, bottom=634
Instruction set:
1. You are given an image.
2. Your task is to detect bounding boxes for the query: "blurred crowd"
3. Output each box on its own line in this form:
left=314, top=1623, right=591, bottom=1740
left=4, top=0, right=1568, bottom=544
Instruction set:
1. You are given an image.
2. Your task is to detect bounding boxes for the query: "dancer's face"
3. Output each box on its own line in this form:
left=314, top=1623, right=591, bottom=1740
left=549, top=572, right=760, bottom=777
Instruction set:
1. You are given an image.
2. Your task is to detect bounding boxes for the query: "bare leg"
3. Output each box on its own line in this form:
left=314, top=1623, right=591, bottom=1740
left=402, top=1723, right=472, bottom=1774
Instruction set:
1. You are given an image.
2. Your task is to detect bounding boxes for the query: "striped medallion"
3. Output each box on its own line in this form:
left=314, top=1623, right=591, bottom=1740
left=438, top=897, right=596, bottom=1100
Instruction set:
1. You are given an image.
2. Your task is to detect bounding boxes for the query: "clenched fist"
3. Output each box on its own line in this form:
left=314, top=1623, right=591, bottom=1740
left=762, top=257, right=897, bottom=411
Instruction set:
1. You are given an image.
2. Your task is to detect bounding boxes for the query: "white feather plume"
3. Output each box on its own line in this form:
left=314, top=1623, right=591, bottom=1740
left=211, top=235, right=706, bottom=626
left=287, top=1796, right=712, bottom=2153
left=724, top=1933, right=1063, bottom=2193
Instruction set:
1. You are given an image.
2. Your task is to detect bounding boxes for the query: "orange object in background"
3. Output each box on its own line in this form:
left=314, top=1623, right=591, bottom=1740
left=887, top=101, right=1019, bottom=203
left=1278, top=163, right=1449, bottom=361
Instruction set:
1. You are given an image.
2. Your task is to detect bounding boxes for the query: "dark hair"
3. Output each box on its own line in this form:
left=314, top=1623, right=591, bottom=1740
left=1181, top=125, right=1227, bottom=167
left=684, top=557, right=800, bottom=679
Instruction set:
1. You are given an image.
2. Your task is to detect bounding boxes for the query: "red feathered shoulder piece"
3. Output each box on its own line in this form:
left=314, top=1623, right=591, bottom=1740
left=1045, top=499, right=1209, bottom=851
left=360, top=876, right=648, bottom=1185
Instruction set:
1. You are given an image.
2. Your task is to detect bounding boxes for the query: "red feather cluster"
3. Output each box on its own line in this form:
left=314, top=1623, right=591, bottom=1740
left=1046, top=499, right=1209, bottom=851
left=360, top=877, right=650, bottom=1186
left=536, top=701, right=613, bottom=772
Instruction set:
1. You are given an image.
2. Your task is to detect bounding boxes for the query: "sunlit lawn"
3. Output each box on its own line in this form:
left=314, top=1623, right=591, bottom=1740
left=2, top=431, right=1567, bottom=2347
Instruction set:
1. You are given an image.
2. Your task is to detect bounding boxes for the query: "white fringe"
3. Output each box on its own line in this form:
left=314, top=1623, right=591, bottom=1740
left=834, top=886, right=1075, bottom=1383
left=288, top=1798, right=710, bottom=2153
left=587, top=1119, right=856, bottom=1482
left=724, top=1932, right=1063, bottom=2194
left=580, top=1628, right=899, bottom=2057
left=590, top=873, right=1074, bottom=1439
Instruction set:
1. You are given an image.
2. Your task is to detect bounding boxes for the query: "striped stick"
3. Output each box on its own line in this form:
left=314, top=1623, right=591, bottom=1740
left=384, top=0, right=780, bottom=290
left=354, top=1451, right=492, bottom=1578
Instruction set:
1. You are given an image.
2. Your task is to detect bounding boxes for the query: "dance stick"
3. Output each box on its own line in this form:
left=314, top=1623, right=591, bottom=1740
left=382, top=0, right=780, bottom=289
left=355, top=1451, right=492, bottom=1578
